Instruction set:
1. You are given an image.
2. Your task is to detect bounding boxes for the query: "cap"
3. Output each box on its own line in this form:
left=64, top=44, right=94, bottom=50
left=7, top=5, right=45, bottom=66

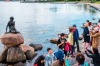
left=73, top=24, right=76, bottom=27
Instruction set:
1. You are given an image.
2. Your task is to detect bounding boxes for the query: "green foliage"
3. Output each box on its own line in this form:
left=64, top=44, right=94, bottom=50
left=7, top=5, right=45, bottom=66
left=53, top=0, right=63, bottom=1
left=95, top=1, right=100, bottom=4
left=68, top=0, right=80, bottom=1
left=91, top=0, right=97, bottom=3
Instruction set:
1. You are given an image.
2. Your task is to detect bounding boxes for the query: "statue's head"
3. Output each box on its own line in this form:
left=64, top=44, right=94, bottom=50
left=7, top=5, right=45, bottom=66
left=10, top=16, right=14, bottom=21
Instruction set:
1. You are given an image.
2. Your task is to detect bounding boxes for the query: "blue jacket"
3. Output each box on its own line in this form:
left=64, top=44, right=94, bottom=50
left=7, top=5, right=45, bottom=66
left=54, top=50, right=64, bottom=62
left=73, top=29, right=79, bottom=41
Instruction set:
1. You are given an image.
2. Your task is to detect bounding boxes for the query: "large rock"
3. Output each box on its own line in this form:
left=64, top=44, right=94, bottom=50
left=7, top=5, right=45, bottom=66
left=29, top=44, right=43, bottom=51
left=14, top=62, right=24, bottom=66
left=19, top=45, right=37, bottom=60
left=50, top=38, right=58, bottom=44
left=25, top=50, right=37, bottom=60
left=0, top=48, right=8, bottom=63
left=0, top=33, right=24, bottom=47
left=19, top=45, right=34, bottom=52
left=7, top=62, right=24, bottom=66
left=7, top=47, right=26, bottom=63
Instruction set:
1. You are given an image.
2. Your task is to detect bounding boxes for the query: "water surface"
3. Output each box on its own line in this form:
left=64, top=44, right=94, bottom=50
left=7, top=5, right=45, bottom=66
left=0, top=2, right=100, bottom=66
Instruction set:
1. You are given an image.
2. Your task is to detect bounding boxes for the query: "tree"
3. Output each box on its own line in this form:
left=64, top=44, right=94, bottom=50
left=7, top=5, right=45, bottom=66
left=90, top=0, right=97, bottom=3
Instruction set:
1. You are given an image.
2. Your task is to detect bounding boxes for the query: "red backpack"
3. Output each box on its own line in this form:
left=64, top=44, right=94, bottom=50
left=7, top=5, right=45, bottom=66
left=64, top=42, right=72, bottom=52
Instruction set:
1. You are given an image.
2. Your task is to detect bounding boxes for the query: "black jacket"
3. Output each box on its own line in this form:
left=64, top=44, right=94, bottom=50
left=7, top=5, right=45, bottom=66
left=85, top=50, right=100, bottom=66
left=57, top=38, right=67, bottom=49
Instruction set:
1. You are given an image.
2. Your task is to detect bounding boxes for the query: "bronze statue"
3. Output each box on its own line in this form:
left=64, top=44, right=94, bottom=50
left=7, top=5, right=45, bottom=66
left=6, top=16, right=19, bottom=33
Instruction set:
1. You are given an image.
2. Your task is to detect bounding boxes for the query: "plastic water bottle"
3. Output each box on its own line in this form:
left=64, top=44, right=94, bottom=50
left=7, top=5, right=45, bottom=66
left=65, top=59, right=70, bottom=66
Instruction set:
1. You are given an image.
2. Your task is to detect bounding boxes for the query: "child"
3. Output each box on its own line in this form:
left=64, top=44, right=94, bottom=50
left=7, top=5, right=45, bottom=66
left=64, top=42, right=71, bottom=66
left=64, top=42, right=72, bottom=58
left=45, top=48, right=56, bottom=66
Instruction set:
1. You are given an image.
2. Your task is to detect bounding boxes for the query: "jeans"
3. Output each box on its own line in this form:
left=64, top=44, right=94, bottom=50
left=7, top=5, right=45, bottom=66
left=71, top=45, right=74, bottom=55
left=73, top=40, right=80, bottom=51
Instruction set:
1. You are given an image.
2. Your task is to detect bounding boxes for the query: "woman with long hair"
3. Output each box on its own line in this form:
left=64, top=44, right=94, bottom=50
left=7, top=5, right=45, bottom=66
left=34, top=55, right=45, bottom=66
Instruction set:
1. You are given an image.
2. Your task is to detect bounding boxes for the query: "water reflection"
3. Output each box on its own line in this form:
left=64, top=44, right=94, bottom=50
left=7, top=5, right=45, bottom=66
left=50, top=6, right=58, bottom=12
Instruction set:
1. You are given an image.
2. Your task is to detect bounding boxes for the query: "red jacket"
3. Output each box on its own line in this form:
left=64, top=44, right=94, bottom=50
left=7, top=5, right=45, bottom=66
left=34, top=64, right=38, bottom=66
left=64, top=42, right=72, bottom=52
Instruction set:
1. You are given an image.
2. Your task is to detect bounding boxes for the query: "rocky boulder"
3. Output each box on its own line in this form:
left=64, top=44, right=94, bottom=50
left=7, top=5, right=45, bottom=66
left=7, top=62, right=24, bottom=66
left=25, top=50, right=37, bottom=60
left=50, top=38, right=58, bottom=44
left=0, top=48, right=8, bottom=63
left=19, top=45, right=34, bottom=52
left=0, top=33, right=24, bottom=47
left=29, top=44, right=43, bottom=51
left=7, top=47, right=26, bottom=63
left=14, top=62, right=24, bottom=66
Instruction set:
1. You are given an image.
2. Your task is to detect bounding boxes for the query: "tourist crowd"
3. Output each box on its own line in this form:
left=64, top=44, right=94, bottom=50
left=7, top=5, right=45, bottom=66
left=33, top=20, right=100, bottom=66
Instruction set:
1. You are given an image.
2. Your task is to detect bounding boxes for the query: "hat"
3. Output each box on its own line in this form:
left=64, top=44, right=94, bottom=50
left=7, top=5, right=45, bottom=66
left=73, top=24, right=76, bottom=27
left=54, top=50, right=64, bottom=62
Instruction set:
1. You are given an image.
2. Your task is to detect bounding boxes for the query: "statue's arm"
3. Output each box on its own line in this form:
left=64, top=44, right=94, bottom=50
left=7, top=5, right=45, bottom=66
left=13, top=21, right=15, bottom=29
left=6, top=22, right=9, bottom=32
left=14, top=21, right=15, bottom=27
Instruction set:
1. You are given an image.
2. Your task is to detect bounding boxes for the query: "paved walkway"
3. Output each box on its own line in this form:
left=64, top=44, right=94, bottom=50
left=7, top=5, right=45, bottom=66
left=68, top=40, right=100, bottom=66
left=90, top=4, right=100, bottom=9
left=68, top=41, right=92, bottom=66
left=85, top=3, right=100, bottom=11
